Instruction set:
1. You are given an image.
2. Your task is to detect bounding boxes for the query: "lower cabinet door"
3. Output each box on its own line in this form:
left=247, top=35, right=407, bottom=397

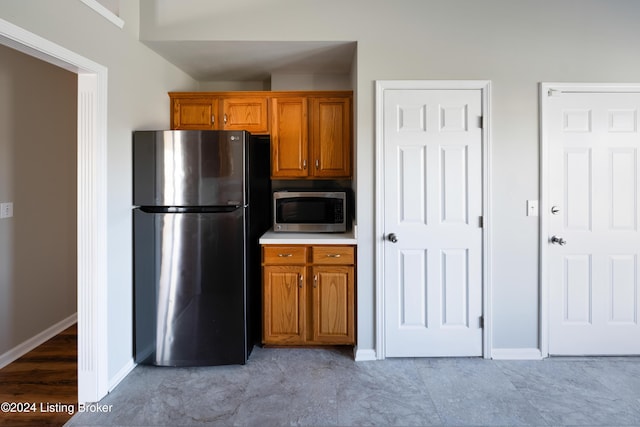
left=263, top=266, right=306, bottom=345
left=311, top=266, right=355, bottom=344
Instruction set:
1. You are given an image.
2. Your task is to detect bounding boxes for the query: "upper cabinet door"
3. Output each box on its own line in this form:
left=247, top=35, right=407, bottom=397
left=270, top=97, right=309, bottom=178
left=171, top=97, right=217, bottom=130
left=222, top=97, right=269, bottom=134
left=310, top=97, right=352, bottom=178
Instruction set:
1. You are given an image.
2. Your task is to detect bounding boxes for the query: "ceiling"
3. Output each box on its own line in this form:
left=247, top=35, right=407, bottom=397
left=143, top=40, right=357, bottom=82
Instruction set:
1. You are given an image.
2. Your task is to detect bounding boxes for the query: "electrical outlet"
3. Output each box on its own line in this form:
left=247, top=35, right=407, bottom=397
left=0, top=202, right=14, bottom=219
left=526, top=200, right=538, bottom=217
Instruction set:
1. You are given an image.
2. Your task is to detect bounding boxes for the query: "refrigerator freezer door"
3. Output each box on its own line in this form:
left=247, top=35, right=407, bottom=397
left=134, top=207, right=248, bottom=366
left=133, top=130, right=247, bottom=207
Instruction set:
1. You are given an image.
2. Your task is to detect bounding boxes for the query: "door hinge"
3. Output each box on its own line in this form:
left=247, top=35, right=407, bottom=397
left=478, top=116, right=484, bottom=129
left=479, top=316, right=484, bottom=328
left=478, top=216, right=483, bottom=228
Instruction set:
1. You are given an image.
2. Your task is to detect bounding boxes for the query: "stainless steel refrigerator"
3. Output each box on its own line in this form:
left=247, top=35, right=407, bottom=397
left=132, top=130, right=270, bottom=366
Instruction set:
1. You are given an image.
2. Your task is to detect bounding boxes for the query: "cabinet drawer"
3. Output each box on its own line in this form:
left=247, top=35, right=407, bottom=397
left=263, top=246, right=307, bottom=264
left=311, top=246, right=354, bottom=265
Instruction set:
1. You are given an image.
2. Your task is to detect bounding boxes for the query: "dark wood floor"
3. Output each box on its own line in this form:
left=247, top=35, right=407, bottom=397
left=0, top=324, right=77, bottom=427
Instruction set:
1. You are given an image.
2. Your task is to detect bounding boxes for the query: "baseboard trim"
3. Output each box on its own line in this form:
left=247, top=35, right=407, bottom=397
left=0, top=313, right=77, bottom=369
left=109, top=358, right=136, bottom=394
left=354, top=348, right=377, bottom=361
left=491, top=348, right=543, bottom=360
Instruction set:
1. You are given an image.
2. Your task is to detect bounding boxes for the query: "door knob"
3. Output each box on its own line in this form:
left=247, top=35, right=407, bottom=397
left=550, top=235, right=567, bottom=245
left=551, top=206, right=560, bottom=215
left=388, top=233, right=398, bottom=243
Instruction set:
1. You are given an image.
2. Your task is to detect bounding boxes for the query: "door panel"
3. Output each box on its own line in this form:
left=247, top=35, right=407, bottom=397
left=441, top=145, right=470, bottom=224
left=398, top=249, right=427, bottom=327
left=441, top=249, right=470, bottom=327
left=610, top=149, right=637, bottom=229
left=383, top=89, right=483, bottom=357
left=546, top=91, right=640, bottom=355
left=398, top=146, right=427, bottom=224
left=609, top=255, right=636, bottom=323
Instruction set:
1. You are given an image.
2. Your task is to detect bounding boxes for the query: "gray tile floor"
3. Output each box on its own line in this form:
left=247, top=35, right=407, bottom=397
left=66, top=347, right=640, bottom=427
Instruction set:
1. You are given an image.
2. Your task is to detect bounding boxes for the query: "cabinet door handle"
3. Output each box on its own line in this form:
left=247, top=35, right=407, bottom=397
left=224, top=113, right=228, bottom=125
left=315, top=159, right=320, bottom=169
left=303, top=160, right=307, bottom=170
left=278, top=253, right=293, bottom=257
left=211, top=115, right=215, bottom=125
left=313, top=274, right=318, bottom=288
left=327, top=254, right=341, bottom=258
left=299, top=275, right=304, bottom=288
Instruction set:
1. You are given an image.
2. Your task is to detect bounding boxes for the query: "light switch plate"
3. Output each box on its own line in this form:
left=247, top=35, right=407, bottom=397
left=0, top=202, right=14, bottom=219
left=526, top=200, right=538, bottom=217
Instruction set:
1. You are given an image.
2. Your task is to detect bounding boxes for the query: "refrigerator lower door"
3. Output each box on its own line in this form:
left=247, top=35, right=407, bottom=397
left=134, top=207, right=248, bottom=366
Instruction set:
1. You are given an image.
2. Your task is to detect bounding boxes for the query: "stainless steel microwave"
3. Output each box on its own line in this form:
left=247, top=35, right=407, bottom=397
left=273, top=191, right=347, bottom=232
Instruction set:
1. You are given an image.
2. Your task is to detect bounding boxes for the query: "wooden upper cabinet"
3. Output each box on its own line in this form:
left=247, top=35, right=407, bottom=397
left=270, top=93, right=352, bottom=179
left=171, top=97, right=217, bottom=130
left=310, top=97, right=352, bottom=178
left=270, top=97, right=308, bottom=178
left=170, top=93, right=269, bottom=134
left=170, top=91, right=353, bottom=179
left=222, top=97, right=269, bottom=134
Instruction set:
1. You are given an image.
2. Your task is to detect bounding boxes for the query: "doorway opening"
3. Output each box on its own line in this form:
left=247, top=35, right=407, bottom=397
left=0, top=18, right=109, bottom=402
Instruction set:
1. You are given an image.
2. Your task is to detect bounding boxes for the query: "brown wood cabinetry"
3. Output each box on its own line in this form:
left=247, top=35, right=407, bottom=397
left=271, top=95, right=351, bottom=179
left=309, top=97, right=352, bottom=178
left=169, top=91, right=352, bottom=179
left=270, top=97, right=308, bottom=178
left=170, top=93, right=269, bottom=134
left=171, top=96, right=217, bottom=130
left=262, top=244, right=355, bottom=346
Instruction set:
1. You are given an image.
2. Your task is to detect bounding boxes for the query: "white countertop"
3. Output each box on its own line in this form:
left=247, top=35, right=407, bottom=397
left=259, top=227, right=357, bottom=245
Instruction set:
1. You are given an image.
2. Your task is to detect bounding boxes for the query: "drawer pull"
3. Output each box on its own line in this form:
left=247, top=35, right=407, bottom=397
left=327, top=254, right=341, bottom=258
left=278, top=253, right=293, bottom=257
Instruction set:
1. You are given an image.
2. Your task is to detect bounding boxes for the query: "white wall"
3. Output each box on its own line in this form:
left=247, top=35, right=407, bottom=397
left=139, top=0, right=640, bottom=353
left=0, top=45, right=77, bottom=357
left=0, top=0, right=196, bottom=381
left=270, top=73, right=352, bottom=91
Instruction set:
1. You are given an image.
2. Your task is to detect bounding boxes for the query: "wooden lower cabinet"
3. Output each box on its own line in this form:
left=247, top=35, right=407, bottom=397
left=262, top=245, right=355, bottom=346
left=312, top=266, right=354, bottom=343
left=263, top=265, right=306, bottom=344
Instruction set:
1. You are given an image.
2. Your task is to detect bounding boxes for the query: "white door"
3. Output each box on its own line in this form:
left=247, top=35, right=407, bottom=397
left=383, top=88, right=483, bottom=357
left=546, top=89, right=640, bottom=355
